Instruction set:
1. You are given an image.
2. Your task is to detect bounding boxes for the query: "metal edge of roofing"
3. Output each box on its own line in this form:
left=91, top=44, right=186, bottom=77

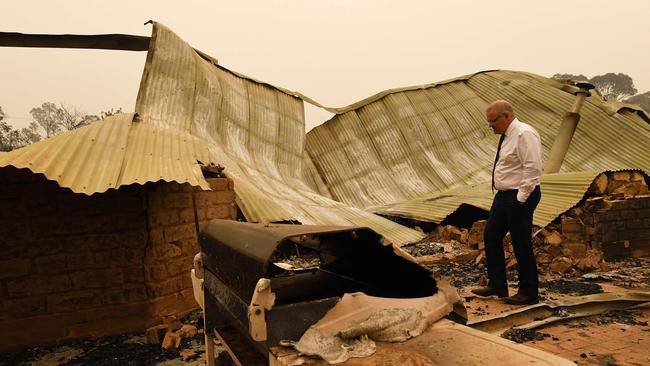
left=0, top=113, right=134, bottom=195
left=0, top=112, right=211, bottom=195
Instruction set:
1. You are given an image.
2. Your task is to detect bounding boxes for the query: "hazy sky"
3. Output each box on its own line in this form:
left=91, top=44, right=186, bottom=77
left=2, top=0, right=649, bottom=131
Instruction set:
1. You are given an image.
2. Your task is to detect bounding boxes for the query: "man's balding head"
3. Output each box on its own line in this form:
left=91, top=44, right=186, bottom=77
left=486, top=100, right=515, bottom=135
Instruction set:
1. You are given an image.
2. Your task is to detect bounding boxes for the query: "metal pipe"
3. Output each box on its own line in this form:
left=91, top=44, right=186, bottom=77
left=544, top=82, right=595, bottom=174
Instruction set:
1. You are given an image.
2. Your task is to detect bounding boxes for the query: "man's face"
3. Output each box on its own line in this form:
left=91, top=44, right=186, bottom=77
left=486, top=109, right=508, bottom=135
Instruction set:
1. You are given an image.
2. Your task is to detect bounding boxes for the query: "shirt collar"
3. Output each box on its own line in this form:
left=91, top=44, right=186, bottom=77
left=504, top=117, right=519, bottom=136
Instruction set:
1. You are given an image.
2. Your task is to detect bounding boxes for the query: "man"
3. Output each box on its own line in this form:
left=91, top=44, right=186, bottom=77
left=472, top=100, right=543, bottom=305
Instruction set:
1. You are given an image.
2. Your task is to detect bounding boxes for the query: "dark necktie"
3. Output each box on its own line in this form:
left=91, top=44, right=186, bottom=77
left=492, top=134, right=506, bottom=193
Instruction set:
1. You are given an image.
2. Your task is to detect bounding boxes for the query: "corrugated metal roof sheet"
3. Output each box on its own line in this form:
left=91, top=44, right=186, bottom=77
left=306, top=71, right=650, bottom=228
left=0, top=22, right=422, bottom=244
left=369, top=171, right=604, bottom=228
left=2, top=22, right=648, bottom=245
left=0, top=113, right=211, bottom=194
left=136, top=23, right=422, bottom=244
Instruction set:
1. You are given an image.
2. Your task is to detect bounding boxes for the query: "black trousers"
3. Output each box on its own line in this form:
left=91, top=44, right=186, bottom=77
left=484, top=186, right=541, bottom=297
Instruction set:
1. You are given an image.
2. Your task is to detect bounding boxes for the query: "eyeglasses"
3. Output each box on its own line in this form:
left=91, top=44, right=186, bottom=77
left=487, top=114, right=502, bottom=124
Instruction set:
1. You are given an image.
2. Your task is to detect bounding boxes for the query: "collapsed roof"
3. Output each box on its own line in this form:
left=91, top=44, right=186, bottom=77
left=1, top=22, right=649, bottom=245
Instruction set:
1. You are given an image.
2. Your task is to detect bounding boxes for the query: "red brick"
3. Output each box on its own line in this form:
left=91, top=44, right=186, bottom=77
left=146, top=242, right=182, bottom=260
left=207, top=178, right=229, bottom=191
left=229, top=205, right=237, bottom=219
left=6, top=274, right=73, bottom=298
left=146, top=276, right=186, bottom=298
left=562, top=241, right=588, bottom=257
left=193, top=191, right=218, bottom=208
left=0, top=297, right=46, bottom=319
left=122, top=266, right=145, bottom=283
left=149, top=211, right=180, bottom=227
left=103, top=287, right=127, bottom=305
left=123, top=248, right=145, bottom=265
left=198, top=220, right=209, bottom=232
left=153, top=182, right=180, bottom=194
left=163, top=224, right=196, bottom=242
left=66, top=251, right=98, bottom=270
left=177, top=238, right=199, bottom=256
left=149, top=228, right=165, bottom=244
left=206, top=205, right=230, bottom=220
left=145, top=263, right=169, bottom=282
left=47, top=290, right=103, bottom=312
left=562, top=217, right=583, bottom=234
left=166, top=256, right=193, bottom=277
left=215, top=191, right=235, bottom=204
left=148, top=194, right=166, bottom=210
left=178, top=208, right=196, bottom=224
left=120, top=230, right=148, bottom=248
left=0, top=219, right=31, bottom=239
left=178, top=183, right=195, bottom=193
left=35, top=254, right=68, bottom=274
left=71, top=268, right=124, bottom=290
left=163, top=193, right=193, bottom=209
left=196, top=208, right=208, bottom=221
left=123, top=284, right=148, bottom=302
left=0, top=259, right=32, bottom=279
left=181, top=273, right=193, bottom=289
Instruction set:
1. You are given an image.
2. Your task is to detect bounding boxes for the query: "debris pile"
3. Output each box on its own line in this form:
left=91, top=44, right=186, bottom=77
left=404, top=170, right=650, bottom=278
left=402, top=225, right=479, bottom=265
left=272, top=239, right=321, bottom=270
left=502, top=328, right=550, bottom=343
left=539, top=279, right=603, bottom=296
left=0, top=309, right=215, bottom=366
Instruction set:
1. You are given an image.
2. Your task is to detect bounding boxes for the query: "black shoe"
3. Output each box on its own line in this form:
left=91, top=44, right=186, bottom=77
left=503, top=293, right=539, bottom=305
left=471, top=286, right=508, bottom=298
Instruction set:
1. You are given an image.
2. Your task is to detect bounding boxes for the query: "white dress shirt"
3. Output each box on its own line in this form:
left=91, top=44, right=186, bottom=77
left=494, top=118, right=543, bottom=202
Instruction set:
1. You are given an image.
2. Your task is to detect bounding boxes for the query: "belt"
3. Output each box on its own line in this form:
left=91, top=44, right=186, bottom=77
left=496, top=185, right=540, bottom=194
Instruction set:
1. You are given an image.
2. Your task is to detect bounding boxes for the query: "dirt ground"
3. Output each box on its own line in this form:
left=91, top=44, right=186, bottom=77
left=0, top=310, right=229, bottom=366
left=439, top=259, right=650, bottom=366
left=2, top=259, right=650, bottom=366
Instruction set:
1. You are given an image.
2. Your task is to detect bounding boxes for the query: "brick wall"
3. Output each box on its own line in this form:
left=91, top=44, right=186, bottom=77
left=586, top=196, right=650, bottom=259
left=0, top=166, right=236, bottom=351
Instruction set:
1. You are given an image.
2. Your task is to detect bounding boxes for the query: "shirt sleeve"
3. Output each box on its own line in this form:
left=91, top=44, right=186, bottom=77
left=515, top=130, right=543, bottom=202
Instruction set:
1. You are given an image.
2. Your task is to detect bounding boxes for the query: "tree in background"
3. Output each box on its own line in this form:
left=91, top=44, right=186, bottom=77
left=590, top=73, right=637, bottom=101
left=100, top=107, right=123, bottom=119
left=1, top=103, right=120, bottom=151
left=626, top=91, right=650, bottom=113
left=19, top=122, right=42, bottom=146
left=551, top=73, right=589, bottom=82
left=551, top=72, right=638, bottom=101
left=1, top=106, right=40, bottom=151
left=29, top=102, right=63, bottom=138
left=0, top=106, right=16, bottom=151
left=60, top=104, right=100, bottom=131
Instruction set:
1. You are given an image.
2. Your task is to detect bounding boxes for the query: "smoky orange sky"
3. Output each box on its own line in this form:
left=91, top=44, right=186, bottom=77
left=1, top=0, right=649, bottom=131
